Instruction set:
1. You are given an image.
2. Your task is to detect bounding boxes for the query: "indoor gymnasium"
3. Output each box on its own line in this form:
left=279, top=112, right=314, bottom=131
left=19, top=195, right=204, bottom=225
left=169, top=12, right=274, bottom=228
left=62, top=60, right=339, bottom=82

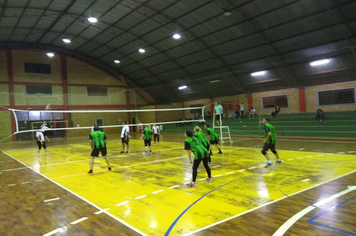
left=1, top=1, right=356, bottom=236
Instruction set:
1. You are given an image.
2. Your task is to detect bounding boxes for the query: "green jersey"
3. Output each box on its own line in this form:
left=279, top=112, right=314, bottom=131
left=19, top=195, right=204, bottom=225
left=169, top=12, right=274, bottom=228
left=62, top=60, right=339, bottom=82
left=89, top=131, right=107, bottom=148
left=185, top=137, right=208, bottom=159
left=194, top=131, right=209, bottom=147
left=207, top=128, right=219, bottom=141
left=264, top=123, right=276, bottom=144
left=143, top=128, right=152, bottom=140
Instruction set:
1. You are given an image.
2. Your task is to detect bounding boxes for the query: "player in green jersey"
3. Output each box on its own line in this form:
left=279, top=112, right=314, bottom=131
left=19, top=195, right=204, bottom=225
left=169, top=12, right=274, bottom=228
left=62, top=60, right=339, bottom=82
left=204, top=124, right=222, bottom=155
left=262, top=117, right=282, bottom=168
left=141, top=124, right=153, bottom=155
left=185, top=130, right=212, bottom=187
left=194, top=126, right=212, bottom=165
left=88, top=126, right=111, bottom=174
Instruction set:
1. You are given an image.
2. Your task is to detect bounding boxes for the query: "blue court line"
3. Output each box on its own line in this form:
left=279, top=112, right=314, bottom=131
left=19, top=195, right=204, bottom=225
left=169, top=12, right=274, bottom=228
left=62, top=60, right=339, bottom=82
left=164, top=175, right=257, bottom=236
left=307, top=195, right=356, bottom=235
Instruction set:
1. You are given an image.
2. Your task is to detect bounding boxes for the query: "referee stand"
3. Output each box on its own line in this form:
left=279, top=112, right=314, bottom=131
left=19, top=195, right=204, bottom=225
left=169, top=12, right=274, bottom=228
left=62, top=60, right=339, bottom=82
left=213, top=114, right=233, bottom=144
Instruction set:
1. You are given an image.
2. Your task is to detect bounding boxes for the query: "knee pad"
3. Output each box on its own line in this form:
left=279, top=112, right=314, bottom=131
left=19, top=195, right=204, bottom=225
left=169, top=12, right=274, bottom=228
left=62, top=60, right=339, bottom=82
left=261, top=150, right=267, bottom=155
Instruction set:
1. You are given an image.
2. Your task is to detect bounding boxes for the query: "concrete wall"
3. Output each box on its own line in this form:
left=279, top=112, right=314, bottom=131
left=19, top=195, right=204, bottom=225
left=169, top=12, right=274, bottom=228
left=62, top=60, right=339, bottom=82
left=0, top=111, right=12, bottom=141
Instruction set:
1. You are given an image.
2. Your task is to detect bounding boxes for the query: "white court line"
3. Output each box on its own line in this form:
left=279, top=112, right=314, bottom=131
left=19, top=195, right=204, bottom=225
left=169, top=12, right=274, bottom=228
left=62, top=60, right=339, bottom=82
left=287, top=159, right=294, bottom=161
left=184, top=169, right=356, bottom=236
left=259, top=165, right=265, bottom=167
left=297, top=157, right=303, bottom=159
left=301, top=179, right=310, bottom=182
left=21, top=182, right=30, bottom=184
left=35, top=179, right=43, bottom=182
left=213, top=175, right=222, bottom=177
left=212, top=165, right=221, bottom=168
left=198, top=178, right=206, bottom=181
left=43, top=227, right=65, bottom=236
left=152, top=190, right=164, bottom=194
left=169, top=185, right=179, bottom=189
left=248, top=167, right=256, bottom=169
left=299, top=148, right=304, bottom=150
left=2, top=151, right=147, bottom=236
left=94, top=208, right=110, bottom=215
left=307, top=156, right=313, bottom=158
left=317, top=154, right=323, bottom=156
left=70, top=217, right=88, bottom=225
left=348, top=151, right=356, bottom=153
left=116, top=201, right=129, bottom=206
left=237, top=169, right=245, bottom=172
left=226, top=172, right=234, bottom=175
left=44, top=198, right=60, bottom=203
left=337, top=152, right=345, bottom=154
left=0, top=166, right=29, bottom=172
left=8, top=184, right=16, bottom=186
left=135, top=195, right=147, bottom=200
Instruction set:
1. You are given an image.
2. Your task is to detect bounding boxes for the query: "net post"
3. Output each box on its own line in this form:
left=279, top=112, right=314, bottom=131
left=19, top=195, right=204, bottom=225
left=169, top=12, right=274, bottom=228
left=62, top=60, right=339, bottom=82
left=10, top=109, right=19, bottom=133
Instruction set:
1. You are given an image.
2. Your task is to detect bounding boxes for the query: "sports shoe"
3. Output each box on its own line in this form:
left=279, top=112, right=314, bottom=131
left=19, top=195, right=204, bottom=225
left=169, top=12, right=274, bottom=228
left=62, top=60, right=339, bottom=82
left=120, top=150, right=124, bottom=153
left=37, top=154, right=40, bottom=158
left=276, top=160, right=282, bottom=164
left=46, top=153, right=50, bottom=157
left=125, top=151, right=129, bottom=154
left=149, top=151, right=152, bottom=154
left=142, top=152, right=148, bottom=155
left=265, top=162, right=273, bottom=168
left=218, top=151, right=223, bottom=154
left=88, top=170, right=93, bottom=174
left=208, top=162, right=212, bottom=166
left=205, top=178, right=213, bottom=183
left=108, top=167, right=112, bottom=171
left=186, top=182, right=196, bottom=187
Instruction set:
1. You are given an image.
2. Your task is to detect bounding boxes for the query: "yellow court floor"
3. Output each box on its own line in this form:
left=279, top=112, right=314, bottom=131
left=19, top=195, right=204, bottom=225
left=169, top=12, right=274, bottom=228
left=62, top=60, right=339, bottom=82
left=4, top=137, right=356, bottom=236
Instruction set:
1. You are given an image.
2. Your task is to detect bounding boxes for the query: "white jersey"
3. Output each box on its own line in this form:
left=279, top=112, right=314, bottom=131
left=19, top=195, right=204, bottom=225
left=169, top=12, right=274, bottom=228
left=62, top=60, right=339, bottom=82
left=240, top=104, right=244, bottom=111
left=36, top=132, right=45, bottom=142
left=152, top=126, right=160, bottom=134
left=160, top=125, right=163, bottom=130
left=121, top=125, right=130, bottom=138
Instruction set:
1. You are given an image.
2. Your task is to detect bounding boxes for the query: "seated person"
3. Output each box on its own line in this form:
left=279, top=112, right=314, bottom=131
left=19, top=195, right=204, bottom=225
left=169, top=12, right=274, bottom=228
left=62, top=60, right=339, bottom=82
left=232, top=108, right=240, bottom=119
left=315, top=108, right=324, bottom=121
left=248, top=107, right=257, bottom=118
left=270, top=106, right=280, bottom=117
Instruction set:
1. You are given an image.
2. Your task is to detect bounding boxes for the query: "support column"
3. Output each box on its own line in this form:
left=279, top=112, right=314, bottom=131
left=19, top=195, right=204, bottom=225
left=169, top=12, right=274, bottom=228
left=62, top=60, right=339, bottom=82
left=60, top=55, right=69, bottom=138
left=126, top=90, right=131, bottom=126
left=210, top=99, right=214, bottom=114
left=299, top=88, right=305, bottom=113
left=7, top=49, right=16, bottom=141
left=248, top=93, right=253, bottom=109
left=154, top=105, right=158, bottom=123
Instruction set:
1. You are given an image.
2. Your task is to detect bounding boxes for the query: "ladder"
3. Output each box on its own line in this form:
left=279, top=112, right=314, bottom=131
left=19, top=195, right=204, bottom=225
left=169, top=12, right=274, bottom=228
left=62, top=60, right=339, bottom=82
left=213, top=114, right=233, bottom=144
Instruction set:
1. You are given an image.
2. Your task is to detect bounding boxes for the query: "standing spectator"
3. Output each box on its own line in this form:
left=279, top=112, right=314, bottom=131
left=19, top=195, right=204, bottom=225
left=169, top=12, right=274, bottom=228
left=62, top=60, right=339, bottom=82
left=249, top=107, right=257, bottom=118
left=270, top=106, right=280, bottom=118
left=315, top=108, right=324, bottom=121
left=214, top=102, right=223, bottom=126
left=240, top=103, right=245, bottom=119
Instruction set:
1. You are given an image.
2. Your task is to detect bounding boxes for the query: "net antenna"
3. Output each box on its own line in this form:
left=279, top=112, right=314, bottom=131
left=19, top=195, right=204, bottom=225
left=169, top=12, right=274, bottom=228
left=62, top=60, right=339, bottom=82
left=6, top=106, right=206, bottom=136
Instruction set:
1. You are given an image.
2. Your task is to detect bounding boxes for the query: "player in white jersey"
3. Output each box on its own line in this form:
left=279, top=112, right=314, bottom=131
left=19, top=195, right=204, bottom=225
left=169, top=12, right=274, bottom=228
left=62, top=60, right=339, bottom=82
left=36, top=129, right=50, bottom=157
left=41, top=121, right=52, bottom=143
left=152, top=124, right=160, bottom=145
left=120, top=121, right=130, bottom=153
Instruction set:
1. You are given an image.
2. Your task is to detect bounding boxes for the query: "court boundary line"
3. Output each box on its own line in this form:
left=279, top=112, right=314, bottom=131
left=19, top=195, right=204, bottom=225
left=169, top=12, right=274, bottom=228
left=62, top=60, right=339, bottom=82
left=183, top=169, right=356, bottom=236
left=1, top=151, right=148, bottom=236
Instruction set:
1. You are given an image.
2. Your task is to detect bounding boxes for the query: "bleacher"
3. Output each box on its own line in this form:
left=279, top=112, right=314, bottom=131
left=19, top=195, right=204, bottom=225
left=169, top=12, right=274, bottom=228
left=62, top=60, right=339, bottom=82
left=163, top=111, right=356, bottom=139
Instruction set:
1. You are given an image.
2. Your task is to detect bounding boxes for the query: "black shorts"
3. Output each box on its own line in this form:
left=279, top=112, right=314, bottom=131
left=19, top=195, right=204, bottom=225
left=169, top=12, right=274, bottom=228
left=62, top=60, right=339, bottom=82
left=37, top=141, right=46, bottom=149
left=91, top=147, right=107, bottom=157
left=121, top=137, right=129, bottom=144
left=210, top=139, right=219, bottom=145
left=144, top=140, right=151, bottom=147
left=215, top=114, right=223, bottom=121
left=262, top=143, right=276, bottom=152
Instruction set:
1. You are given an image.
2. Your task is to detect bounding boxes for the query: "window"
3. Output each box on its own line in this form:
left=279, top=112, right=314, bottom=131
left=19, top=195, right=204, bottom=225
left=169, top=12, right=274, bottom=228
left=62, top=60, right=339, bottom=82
left=26, top=85, right=53, bottom=95
left=24, top=63, right=51, bottom=74
left=87, top=87, right=108, bottom=96
left=318, top=88, right=355, bottom=106
left=262, top=95, right=289, bottom=109
left=15, top=111, right=64, bottom=121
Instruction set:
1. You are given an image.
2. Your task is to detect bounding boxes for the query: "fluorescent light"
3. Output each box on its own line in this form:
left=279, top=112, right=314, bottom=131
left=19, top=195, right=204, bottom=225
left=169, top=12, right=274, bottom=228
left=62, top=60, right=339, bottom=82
left=173, top=33, right=181, bottom=39
left=251, top=71, right=266, bottom=76
left=223, top=12, right=232, bottom=16
left=138, top=48, right=146, bottom=53
left=62, top=38, right=71, bottom=43
left=178, top=85, right=187, bottom=90
left=114, top=60, right=120, bottom=64
left=310, top=59, right=330, bottom=66
left=88, top=17, right=98, bottom=23
left=46, top=52, right=54, bottom=57
left=210, top=80, right=220, bottom=83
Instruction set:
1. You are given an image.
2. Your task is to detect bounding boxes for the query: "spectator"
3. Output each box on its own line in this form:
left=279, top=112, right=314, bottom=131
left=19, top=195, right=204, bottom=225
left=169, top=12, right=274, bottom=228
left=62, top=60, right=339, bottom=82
left=270, top=106, right=280, bottom=118
left=315, top=108, right=324, bottom=121
left=214, top=102, right=223, bottom=126
left=233, top=107, right=240, bottom=119
left=249, top=107, right=257, bottom=118
left=240, top=103, right=245, bottom=119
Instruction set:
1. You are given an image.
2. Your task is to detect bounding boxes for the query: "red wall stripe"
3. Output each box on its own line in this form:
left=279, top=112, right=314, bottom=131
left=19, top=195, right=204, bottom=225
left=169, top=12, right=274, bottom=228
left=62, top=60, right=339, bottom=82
left=299, top=88, right=305, bottom=113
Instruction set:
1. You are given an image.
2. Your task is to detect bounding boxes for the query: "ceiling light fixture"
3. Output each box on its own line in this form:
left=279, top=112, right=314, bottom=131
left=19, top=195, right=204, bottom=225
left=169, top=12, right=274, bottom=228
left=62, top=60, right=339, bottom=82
left=139, top=48, right=146, bottom=53
left=62, top=38, right=71, bottom=43
left=251, top=71, right=266, bottom=76
left=114, top=59, right=120, bottom=64
left=46, top=52, right=54, bottom=57
left=223, top=11, right=232, bottom=16
left=173, top=33, right=181, bottom=39
left=88, top=17, right=98, bottom=23
left=178, top=85, right=187, bottom=90
left=210, top=80, right=220, bottom=83
left=310, top=59, right=330, bottom=66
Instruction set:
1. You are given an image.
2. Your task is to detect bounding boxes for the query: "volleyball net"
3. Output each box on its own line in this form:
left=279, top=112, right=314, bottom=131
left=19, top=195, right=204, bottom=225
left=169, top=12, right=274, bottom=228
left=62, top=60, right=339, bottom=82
left=0, top=106, right=206, bottom=143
